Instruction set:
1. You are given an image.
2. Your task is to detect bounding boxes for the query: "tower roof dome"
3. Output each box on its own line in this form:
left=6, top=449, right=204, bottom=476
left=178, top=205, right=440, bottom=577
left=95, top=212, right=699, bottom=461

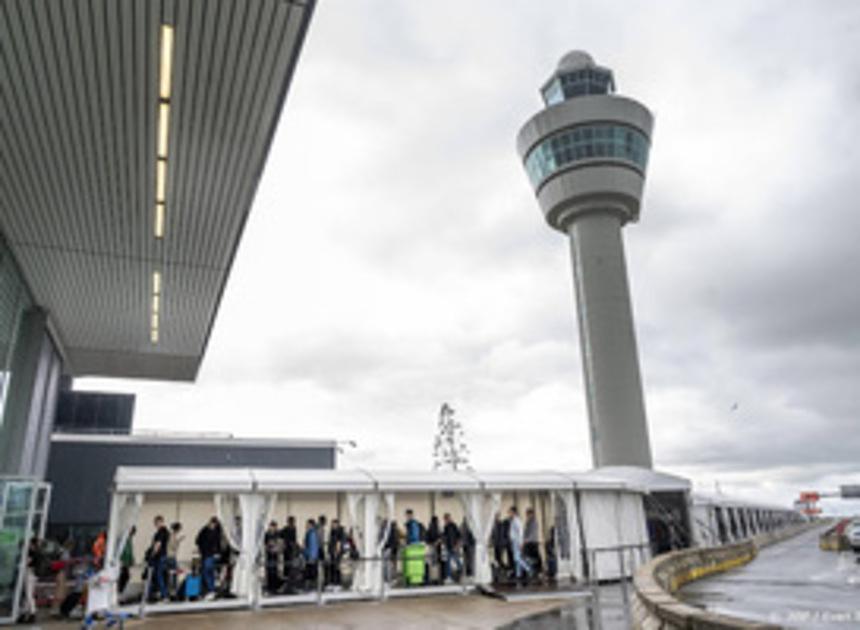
left=557, top=50, right=596, bottom=72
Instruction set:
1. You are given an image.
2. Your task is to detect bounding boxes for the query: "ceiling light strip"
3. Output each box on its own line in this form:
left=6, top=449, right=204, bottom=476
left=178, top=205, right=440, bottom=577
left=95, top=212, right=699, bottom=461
left=151, top=24, right=173, bottom=345
left=151, top=270, right=162, bottom=345
left=154, top=24, right=174, bottom=239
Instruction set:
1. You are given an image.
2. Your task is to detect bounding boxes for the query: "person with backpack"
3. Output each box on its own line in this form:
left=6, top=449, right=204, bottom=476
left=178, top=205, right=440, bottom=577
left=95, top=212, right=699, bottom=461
left=404, top=509, right=424, bottom=544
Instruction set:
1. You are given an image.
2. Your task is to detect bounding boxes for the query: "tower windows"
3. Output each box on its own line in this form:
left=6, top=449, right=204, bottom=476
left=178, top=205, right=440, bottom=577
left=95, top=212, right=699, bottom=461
left=541, top=68, right=615, bottom=105
left=524, top=123, right=649, bottom=188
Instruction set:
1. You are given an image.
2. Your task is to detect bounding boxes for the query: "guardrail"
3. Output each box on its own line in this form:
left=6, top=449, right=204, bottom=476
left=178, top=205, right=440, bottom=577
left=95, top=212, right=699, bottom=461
left=632, top=522, right=820, bottom=630
left=120, top=549, right=478, bottom=619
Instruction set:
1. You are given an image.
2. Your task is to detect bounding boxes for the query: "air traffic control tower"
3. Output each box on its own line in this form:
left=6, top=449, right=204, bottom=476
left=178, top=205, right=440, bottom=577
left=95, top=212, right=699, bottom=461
left=517, top=51, right=654, bottom=468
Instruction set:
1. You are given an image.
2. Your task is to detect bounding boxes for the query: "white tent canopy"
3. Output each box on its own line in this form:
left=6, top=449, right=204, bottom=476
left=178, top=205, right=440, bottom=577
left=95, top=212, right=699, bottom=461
left=113, top=466, right=647, bottom=495
left=108, top=465, right=653, bottom=612
left=585, top=466, right=690, bottom=493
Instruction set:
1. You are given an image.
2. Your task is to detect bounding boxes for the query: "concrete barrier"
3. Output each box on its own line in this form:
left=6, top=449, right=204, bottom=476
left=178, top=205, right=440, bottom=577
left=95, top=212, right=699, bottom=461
left=818, top=519, right=849, bottom=552
left=632, top=523, right=819, bottom=630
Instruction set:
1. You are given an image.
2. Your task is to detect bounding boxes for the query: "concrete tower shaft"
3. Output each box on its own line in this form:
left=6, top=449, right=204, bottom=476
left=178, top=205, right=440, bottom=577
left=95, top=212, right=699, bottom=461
left=517, top=52, right=654, bottom=468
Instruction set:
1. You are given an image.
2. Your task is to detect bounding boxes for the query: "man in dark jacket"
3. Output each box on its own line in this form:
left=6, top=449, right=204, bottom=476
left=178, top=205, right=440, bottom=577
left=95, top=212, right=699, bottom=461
left=442, top=513, right=462, bottom=583
left=524, top=508, right=542, bottom=575
left=491, top=514, right=508, bottom=577
left=195, top=517, right=222, bottom=599
left=263, top=520, right=281, bottom=594
left=425, top=516, right=442, bottom=584
left=328, top=519, right=346, bottom=586
left=148, top=516, right=170, bottom=601
left=462, top=518, right=475, bottom=577
left=280, top=516, right=298, bottom=588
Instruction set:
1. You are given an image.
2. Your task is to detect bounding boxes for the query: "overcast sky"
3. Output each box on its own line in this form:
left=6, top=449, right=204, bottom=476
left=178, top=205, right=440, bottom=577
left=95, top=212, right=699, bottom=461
left=80, top=0, right=860, bottom=512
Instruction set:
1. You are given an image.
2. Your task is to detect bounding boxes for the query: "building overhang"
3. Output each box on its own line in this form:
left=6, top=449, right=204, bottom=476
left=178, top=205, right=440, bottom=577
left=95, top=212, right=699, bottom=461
left=0, top=0, right=316, bottom=380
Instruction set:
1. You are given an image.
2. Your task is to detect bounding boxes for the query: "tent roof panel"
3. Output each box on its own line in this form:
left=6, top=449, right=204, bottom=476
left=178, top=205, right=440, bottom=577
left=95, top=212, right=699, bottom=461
left=586, top=466, right=691, bottom=493
left=252, top=468, right=375, bottom=492
left=370, top=470, right=480, bottom=491
left=114, top=466, right=254, bottom=493
left=112, top=467, right=649, bottom=495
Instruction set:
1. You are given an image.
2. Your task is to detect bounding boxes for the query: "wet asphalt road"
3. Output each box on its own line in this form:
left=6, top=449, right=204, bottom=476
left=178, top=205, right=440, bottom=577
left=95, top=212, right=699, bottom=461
left=680, top=525, right=860, bottom=629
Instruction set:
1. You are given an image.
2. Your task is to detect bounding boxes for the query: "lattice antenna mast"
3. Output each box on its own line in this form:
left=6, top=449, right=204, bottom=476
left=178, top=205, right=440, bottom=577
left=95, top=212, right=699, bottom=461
left=432, top=403, right=471, bottom=471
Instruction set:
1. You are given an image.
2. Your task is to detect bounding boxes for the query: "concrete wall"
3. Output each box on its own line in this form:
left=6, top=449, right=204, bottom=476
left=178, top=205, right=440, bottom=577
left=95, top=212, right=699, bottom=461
left=632, top=523, right=817, bottom=630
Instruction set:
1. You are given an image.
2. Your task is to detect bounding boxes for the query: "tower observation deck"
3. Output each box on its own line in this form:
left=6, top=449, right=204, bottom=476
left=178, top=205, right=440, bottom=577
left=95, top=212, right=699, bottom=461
left=517, top=51, right=654, bottom=468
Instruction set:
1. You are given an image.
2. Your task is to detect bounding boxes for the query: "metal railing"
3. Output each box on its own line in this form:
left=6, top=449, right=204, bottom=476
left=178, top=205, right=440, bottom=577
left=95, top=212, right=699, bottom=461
left=584, top=542, right=651, bottom=630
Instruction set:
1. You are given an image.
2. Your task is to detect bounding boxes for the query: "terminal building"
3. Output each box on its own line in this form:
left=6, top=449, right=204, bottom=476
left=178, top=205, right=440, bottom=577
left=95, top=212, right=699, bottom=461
left=0, top=0, right=318, bottom=477
left=0, top=3, right=320, bottom=620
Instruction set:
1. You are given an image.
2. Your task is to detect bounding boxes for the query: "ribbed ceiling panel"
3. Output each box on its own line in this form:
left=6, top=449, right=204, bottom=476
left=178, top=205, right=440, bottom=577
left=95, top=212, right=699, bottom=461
left=0, top=0, right=315, bottom=380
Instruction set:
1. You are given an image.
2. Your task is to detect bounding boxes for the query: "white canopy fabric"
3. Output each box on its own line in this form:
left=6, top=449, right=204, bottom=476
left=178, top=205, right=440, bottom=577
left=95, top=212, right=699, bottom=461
left=458, top=492, right=501, bottom=585
left=105, top=492, right=142, bottom=607
left=343, top=491, right=393, bottom=595
left=112, top=467, right=640, bottom=494
left=690, top=503, right=719, bottom=547
left=578, top=489, right=648, bottom=580
left=691, top=492, right=788, bottom=513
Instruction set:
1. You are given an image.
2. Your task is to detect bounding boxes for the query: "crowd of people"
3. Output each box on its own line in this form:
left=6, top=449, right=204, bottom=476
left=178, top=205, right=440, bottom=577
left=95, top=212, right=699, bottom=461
left=14, top=503, right=559, bottom=622
left=135, top=503, right=558, bottom=601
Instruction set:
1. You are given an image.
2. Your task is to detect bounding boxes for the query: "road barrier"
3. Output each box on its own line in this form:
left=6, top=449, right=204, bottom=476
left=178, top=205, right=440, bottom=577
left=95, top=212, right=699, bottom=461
left=818, top=519, right=849, bottom=552
left=632, top=522, right=820, bottom=630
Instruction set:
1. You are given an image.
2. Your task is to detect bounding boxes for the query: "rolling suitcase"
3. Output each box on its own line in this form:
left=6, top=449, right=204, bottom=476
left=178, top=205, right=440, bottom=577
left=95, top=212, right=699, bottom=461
left=184, top=574, right=201, bottom=600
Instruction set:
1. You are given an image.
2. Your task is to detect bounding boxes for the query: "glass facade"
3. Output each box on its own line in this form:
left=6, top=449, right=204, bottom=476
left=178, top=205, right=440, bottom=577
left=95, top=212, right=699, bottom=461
left=0, top=238, right=31, bottom=432
left=0, top=478, right=49, bottom=623
left=542, top=68, right=614, bottom=106
left=524, top=123, right=650, bottom=189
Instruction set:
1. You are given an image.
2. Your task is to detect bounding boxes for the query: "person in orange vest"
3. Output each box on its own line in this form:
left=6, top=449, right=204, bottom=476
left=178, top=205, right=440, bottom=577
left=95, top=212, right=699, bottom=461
left=92, top=531, right=107, bottom=569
